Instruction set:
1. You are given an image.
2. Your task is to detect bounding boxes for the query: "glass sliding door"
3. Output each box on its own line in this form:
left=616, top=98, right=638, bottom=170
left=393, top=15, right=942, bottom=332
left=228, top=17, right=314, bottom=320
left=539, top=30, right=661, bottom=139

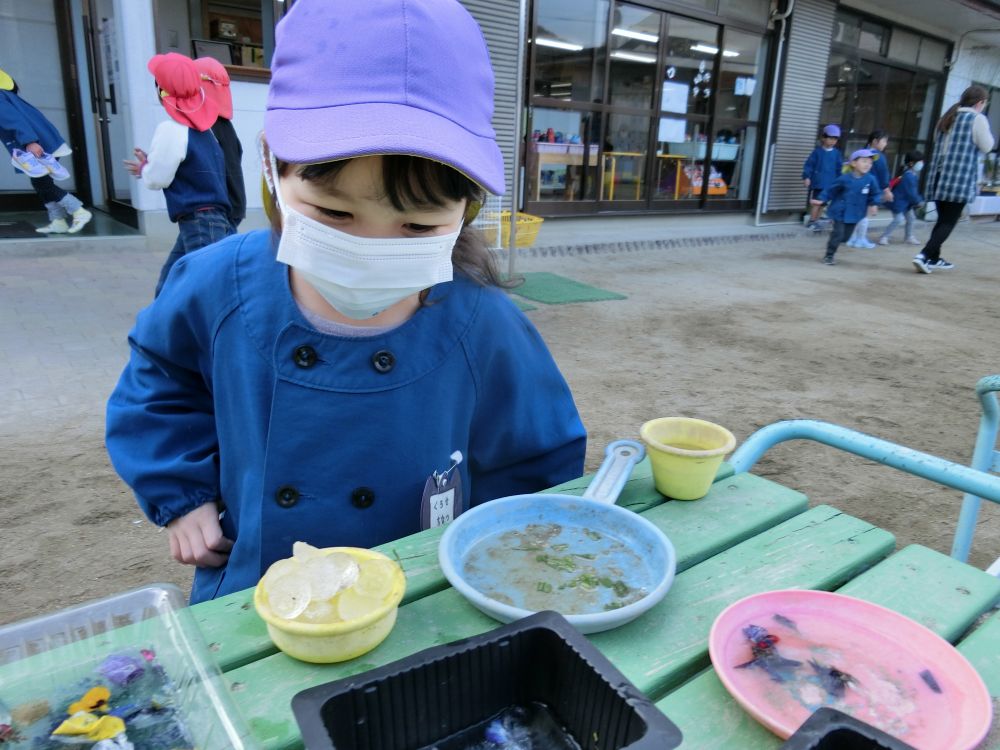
left=525, top=0, right=768, bottom=215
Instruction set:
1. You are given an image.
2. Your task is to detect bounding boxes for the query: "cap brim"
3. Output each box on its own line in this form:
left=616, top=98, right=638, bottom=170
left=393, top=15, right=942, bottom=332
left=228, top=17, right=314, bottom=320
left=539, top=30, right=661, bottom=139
left=265, top=102, right=505, bottom=194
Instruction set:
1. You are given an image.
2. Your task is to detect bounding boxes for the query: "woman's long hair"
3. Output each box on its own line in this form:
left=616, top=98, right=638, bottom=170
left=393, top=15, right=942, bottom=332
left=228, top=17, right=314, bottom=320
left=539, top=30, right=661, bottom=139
left=937, top=85, right=988, bottom=134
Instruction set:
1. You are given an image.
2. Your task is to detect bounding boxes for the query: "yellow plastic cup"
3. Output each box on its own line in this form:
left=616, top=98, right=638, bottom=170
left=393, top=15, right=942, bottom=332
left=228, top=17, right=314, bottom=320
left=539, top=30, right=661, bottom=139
left=640, top=417, right=736, bottom=500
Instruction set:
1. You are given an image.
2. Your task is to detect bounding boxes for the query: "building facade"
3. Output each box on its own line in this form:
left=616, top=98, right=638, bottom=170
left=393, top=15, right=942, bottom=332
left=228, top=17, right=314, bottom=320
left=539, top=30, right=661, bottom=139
left=3, top=0, right=1000, bottom=237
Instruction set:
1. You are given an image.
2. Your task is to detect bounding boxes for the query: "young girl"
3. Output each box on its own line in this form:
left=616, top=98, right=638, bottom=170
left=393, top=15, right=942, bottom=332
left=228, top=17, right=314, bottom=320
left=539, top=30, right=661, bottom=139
left=812, top=148, right=882, bottom=265
left=124, top=53, right=232, bottom=296
left=105, top=0, right=587, bottom=603
left=847, top=130, right=892, bottom=248
left=877, top=151, right=924, bottom=246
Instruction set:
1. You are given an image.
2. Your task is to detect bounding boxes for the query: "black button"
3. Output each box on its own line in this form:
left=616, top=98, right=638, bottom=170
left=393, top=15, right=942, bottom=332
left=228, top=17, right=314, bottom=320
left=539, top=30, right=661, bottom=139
left=371, top=349, right=395, bottom=373
left=350, top=486, right=375, bottom=509
left=293, top=345, right=318, bottom=368
left=275, top=485, right=300, bottom=508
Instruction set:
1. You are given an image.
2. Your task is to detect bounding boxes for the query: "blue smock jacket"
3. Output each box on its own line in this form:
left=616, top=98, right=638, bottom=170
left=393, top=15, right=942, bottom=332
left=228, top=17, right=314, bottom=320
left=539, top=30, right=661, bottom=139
left=0, top=89, right=66, bottom=158
left=802, top=146, right=843, bottom=191
left=870, top=148, right=891, bottom=190
left=820, top=172, right=882, bottom=223
left=886, top=170, right=923, bottom=214
left=106, top=231, right=587, bottom=602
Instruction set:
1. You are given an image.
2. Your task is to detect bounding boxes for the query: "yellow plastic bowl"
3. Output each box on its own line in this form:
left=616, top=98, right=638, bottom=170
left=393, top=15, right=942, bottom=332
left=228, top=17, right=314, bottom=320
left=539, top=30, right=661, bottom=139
left=640, top=417, right=736, bottom=500
left=253, top=547, right=406, bottom=663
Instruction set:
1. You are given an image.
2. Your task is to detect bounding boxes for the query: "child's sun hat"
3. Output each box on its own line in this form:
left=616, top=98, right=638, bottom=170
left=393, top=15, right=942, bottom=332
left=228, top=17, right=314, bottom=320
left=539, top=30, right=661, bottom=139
left=822, top=124, right=841, bottom=137
left=264, top=0, right=505, bottom=195
left=850, top=148, right=878, bottom=160
left=148, top=53, right=218, bottom=132
left=194, top=56, right=233, bottom=120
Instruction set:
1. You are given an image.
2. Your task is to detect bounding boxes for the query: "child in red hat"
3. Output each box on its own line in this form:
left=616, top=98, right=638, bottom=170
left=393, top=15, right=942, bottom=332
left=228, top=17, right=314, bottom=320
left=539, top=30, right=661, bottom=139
left=194, top=57, right=246, bottom=233
left=124, top=53, right=233, bottom=295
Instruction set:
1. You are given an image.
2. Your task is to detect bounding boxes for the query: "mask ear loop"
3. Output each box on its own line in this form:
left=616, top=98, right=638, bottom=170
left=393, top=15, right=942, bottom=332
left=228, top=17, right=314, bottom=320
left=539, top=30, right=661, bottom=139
left=258, top=133, right=288, bottom=213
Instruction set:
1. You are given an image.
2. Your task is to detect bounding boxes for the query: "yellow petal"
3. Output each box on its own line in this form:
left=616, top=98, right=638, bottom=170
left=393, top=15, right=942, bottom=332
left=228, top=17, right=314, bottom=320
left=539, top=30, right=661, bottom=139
left=52, top=711, right=100, bottom=735
left=86, top=716, right=126, bottom=741
left=67, top=685, right=111, bottom=715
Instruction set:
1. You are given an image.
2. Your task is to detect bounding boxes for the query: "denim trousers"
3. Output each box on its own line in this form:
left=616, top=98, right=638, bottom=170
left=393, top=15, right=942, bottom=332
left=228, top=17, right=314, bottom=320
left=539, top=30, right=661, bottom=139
left=155, top=207, right=234, bottom=296
left=880, top=209, right=915, bottom=240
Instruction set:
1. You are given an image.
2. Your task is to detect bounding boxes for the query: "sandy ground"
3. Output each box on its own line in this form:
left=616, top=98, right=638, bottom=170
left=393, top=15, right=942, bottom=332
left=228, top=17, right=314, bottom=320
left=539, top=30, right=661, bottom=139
left=2, top=220, right=1000, bottom=627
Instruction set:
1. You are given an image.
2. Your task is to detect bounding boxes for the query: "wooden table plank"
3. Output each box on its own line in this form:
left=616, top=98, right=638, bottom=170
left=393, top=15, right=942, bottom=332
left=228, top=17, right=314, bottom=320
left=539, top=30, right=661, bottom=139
left=592, top=505, right=894, bottom=701
left=657, top=545, right=1000, bottom=748
left=959, top=608, right=1000, bottom=695
left=196, top=464, right=753, bottom=672
left=226, top=505, right=890, bottom=749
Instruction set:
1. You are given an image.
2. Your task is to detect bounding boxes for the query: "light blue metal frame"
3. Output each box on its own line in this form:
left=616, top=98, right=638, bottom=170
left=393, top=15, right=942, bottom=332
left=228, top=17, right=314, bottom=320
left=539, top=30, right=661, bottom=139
left=951, top=376, right=1000, bottom=561
left=729, top=414, right=1000, bottom=563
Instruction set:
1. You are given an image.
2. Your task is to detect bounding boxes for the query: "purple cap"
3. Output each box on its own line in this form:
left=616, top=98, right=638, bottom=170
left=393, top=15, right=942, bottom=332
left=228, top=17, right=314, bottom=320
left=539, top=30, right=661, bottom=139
left=850, top=148, right=877, bottom=160
left=822, top=124, right=841, bottom=137
left=265, top=0, right=505, bottom=194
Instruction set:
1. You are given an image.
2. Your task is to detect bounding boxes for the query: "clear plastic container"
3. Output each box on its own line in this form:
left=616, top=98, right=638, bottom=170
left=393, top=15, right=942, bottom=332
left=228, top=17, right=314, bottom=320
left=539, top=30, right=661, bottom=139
left=0, top=584, right=257, bottom=748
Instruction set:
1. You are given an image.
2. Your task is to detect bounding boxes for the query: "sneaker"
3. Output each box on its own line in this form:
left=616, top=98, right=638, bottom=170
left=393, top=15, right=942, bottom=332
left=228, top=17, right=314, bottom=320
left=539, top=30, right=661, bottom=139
left=912, top=255, right=932, bottom=274
left=37, top=153, right=70, bottom=181
left=10, top=148, right=48, bottom=178
left=844, top=239, right=858, bottom=248
left=929, top=258, right=955, bottom=270
left=807, top=221, right=821, bottom=233
left=36, top=218, right=70, bottom=234
left=877, top=237, right=890, bottom=246
left=823, top=255, right=837, bottom=265
left=855, top=238, right=877, bottom=249
left=905, top=237, right=922, bottom=245
left=67, top=207, right=92, bottom=234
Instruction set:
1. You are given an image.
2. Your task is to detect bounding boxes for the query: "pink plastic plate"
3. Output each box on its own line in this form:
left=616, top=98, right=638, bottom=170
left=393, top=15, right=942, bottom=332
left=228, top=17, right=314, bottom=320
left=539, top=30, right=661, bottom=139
left=709, top=590, right=993, bottom=749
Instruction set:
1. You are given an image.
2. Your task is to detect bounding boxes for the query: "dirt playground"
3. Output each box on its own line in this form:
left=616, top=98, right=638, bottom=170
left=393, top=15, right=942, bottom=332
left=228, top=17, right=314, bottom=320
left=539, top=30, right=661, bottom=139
left=2, top=219, right=999, bottom=626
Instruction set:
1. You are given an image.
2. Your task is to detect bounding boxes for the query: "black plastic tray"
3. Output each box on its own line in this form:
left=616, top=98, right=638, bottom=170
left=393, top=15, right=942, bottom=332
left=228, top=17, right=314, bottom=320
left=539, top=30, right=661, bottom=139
left=292, top=610, right=682, bottom=749
left=780, top=707, right=918, bottom=750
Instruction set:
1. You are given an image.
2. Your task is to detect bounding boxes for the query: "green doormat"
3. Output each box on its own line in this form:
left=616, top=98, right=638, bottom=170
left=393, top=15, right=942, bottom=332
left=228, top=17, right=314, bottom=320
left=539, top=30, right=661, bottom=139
left=511, top=272, right=626, bottom=304
left=511, top=297, right=537, bottom=312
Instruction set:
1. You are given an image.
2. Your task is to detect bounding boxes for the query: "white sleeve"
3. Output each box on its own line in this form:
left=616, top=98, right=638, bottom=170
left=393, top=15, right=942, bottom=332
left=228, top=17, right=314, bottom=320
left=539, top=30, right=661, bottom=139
left=140, top=120, right=188, bottom=190
left=973, top=113, right=995, bottom=154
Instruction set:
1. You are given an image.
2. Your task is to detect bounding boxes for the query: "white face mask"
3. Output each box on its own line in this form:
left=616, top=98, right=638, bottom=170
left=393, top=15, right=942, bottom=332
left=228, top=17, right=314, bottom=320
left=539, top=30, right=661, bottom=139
left=264, top=148, right=458, bottom=320
left=913, top=161, right=924, bottom=172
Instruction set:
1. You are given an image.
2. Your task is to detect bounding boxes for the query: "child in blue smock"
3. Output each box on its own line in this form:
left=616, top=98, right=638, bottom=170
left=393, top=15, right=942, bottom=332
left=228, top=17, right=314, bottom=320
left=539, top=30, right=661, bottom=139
left=802, top=124, right=843, bottom=231
left=877, top=150, right=925, bottom=246
left=813, top=148, right=883, bottom=265
left=105, top=0, right=587, bottom=604
left=847, top=129, right=892, bottom=248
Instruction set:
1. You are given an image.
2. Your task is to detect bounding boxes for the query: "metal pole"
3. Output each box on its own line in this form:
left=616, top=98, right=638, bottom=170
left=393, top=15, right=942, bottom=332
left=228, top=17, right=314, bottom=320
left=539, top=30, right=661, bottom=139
left=507, top=0, right=528, bottom=279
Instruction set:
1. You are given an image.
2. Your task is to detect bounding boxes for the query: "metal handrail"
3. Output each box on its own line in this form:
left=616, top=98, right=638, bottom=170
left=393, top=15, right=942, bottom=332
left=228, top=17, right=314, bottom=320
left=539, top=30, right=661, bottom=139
left=729, top=418, right=1000, bottom=562
left=952, top=376, right=1000, bottom=561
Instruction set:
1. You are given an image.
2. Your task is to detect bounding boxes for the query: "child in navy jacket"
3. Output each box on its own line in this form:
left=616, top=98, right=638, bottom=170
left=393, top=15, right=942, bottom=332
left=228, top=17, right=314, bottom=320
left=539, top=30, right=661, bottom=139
left=877, top=151, right=925, bottom=246
left=813, top=148, right=883, bottom=265
left=848, top=129, right=892, bottom=248
left=802, top=124, right=844, bottom=230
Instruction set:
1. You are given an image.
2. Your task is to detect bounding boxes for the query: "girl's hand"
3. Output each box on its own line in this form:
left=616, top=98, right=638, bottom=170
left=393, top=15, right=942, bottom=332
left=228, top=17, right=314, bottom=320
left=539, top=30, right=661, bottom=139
left=25, top=142, right=44, bottom=157
left=883, top=188, right=894, bottom=201
left=868, top=205, right=879, bottom=217
left=803, top=178, right=811, bottom=187
left=810, top=198, right=823, bottom=205
left=167, top=503, right=234, bottom=567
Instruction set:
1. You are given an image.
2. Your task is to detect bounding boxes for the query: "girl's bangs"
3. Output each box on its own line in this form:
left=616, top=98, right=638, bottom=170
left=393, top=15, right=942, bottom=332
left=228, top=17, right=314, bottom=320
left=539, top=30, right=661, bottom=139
left=290, top=155, right=482, bottom=211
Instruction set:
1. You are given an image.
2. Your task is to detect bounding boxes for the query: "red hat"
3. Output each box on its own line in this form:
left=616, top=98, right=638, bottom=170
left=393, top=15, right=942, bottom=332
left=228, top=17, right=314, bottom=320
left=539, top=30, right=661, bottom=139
left=194, top=56, right=233, bottom=120
left=147, top=53, right=218, bottom=131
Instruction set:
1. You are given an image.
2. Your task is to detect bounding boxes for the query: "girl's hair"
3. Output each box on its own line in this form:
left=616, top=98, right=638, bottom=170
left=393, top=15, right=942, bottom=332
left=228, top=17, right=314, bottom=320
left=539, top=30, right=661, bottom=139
left=937, top=85, right=989, bottom=134
left=896, top=150, right=925, bottom=176
left=265, top=149, right=512, bottom=291
left=866, top=129, right=887, bottom=147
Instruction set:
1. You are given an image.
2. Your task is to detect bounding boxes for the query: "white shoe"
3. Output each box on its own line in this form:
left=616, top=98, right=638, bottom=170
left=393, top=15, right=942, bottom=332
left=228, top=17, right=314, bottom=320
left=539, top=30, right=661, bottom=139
left=845, top=239, right=858, bottom=248
left=877, top=237, right=890, bottom=246
left=905, top=237, right=922, bottom=245
left=67, top=208, right=92, bottom=234
left=36, top=218, right=70, bottom=234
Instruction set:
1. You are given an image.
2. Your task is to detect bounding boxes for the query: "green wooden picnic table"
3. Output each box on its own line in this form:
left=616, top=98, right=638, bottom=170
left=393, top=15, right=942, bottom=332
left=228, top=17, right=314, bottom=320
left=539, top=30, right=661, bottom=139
left=191, top=458, right=1000, bottom=749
